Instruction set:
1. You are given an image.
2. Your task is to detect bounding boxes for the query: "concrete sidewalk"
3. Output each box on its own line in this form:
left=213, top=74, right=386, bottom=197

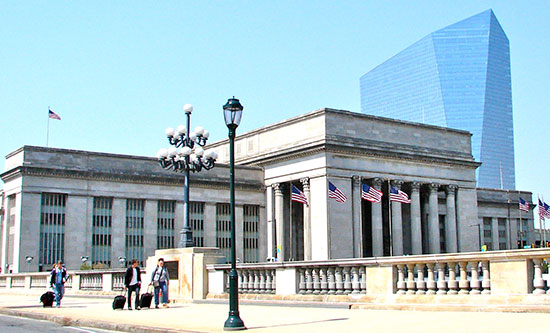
left=0, top=293, right=548, bottom=332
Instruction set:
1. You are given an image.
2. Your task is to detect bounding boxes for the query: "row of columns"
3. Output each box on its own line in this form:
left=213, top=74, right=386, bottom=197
left=364, top=178, right=458, bottom=257
left=268, top=177, right=460, bottom=262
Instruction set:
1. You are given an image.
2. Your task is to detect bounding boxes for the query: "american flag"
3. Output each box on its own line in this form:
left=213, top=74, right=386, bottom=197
left=48, top=108, right=61, bottom=120
left=519, top=197, right=529, bottom=212
left=389, top=186, right=411, bottom=204
left=545, top=202, right=550, bottom=219
left=539, top=199, right=546, bottom=220
left=361, top=184, right=382, bottom=203
left=291, top=184, right=308, bottom=206
left=328, top=181, right=347, bottom=203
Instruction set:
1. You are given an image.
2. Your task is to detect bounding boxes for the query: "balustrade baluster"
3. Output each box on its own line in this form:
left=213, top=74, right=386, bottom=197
left=396, top=264, right=406, bottom=295
left=447, top=262, right=458, bottom=295
left=265, top=269, right=273, bottom=294
left=360, top=267, right=367, bottom=293
left=312, top=268, right=321, bottom=295
left=248, top=271, right=255, bottom=292
left=320, top=268, right=328, bottom=294
left=351, top=267, right=361, bottom=294
left=241, top=270, right=249, bottom=293
left=253, top=270, right=260, bottom=293
left=299, top=269, right=306, bottom=294
left=259, top=270, right=266, bottom=294
left=458, top=261, right=470, bottom=294
left=426, top=263, right=436, bottom=294
left=406, top=263, right=416, bottom=294
left=335, top=267, right=344, bottom=294
left=416, top=264, right=426, bottom=295
left=343, top=267, right=352, bottom=294
left=481, top=261, right=490, bottom=294
left=328, top=268, right=336, bottom=295
left=305, top=268, right=313, bottom=294
left=271, top=270, right=276, bottom=294
left=469, top=261, right=481, bottom=294
left=533, top=258, right=546, bottom=295
left=436, top=263, right=447, bottom=295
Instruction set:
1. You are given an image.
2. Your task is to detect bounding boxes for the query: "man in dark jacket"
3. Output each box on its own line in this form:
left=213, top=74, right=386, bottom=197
left=50, top=261, right=67, bottom=307
left=124, top=259, right=142, bottom=310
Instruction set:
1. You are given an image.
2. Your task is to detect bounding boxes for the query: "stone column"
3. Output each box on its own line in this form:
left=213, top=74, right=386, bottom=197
left=203, top=203, right=217, bottom=247
left=143, top=200, right=157, bottom=259
left=410, top=182, right=422, bottom=255
left=391, top=180, right=404, bottom=256
left=274, top=183, right=285, bottom=261
left=265, top=185, right=274, bottom=259
left=111, top=198, right=126, bottom=264
left=235, top=205, right=244, bottom=262
left=445, top=185, right=458, bottom=253
left=301, top=178, right=312, bottom=261
left=428, top=183, right=440, bottom=254
left=492, top=217, right=499, bottom=250
left=351, top=176, right=362, bottom=258
left=371, top=178, right=384, bottom=257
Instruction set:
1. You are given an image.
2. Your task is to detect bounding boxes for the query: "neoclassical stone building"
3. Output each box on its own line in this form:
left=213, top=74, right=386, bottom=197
left=0, top=108, right=535, bottom=272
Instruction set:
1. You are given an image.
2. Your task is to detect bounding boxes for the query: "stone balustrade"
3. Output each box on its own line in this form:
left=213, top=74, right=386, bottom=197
left=207, top=249, right=550, bottom=299
left=0, top=269, right=142, bottom=294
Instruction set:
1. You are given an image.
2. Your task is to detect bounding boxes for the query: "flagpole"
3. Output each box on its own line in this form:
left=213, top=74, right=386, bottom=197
left=46, top=106, right=50, bottom=147
left=290, top=185, right=293, bottom=260
left=519, top=205, right=523, bottom=248
left=543, top=194, right=547, bottom=247
left=388, top=180, right=393, bottom=257
left=539, top=194, right=543, bottom=247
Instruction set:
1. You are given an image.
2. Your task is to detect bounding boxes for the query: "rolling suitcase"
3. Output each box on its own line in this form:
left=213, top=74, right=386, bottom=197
left=112, top=294, right=126, bottom=310
left=140, top=289, right=153, bottom=309
left=40, top=291, right=55, bottom=307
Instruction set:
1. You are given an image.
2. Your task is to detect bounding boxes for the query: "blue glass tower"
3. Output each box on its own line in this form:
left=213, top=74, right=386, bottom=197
left=360, top=10, right=515, bottom=189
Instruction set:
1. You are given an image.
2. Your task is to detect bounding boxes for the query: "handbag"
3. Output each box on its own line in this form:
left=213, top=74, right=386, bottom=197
left=153, top=280, right=159, bottom=287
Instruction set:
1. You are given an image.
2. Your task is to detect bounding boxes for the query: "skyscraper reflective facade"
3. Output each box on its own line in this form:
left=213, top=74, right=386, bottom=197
left=360, top=9, right=515, bottom=189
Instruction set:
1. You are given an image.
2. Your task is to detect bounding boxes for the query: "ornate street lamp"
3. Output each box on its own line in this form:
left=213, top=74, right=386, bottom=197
left=25, top=256, right=33, bottom=272
left=223, top=97, right=246, bottom=331
left=157, top=104, right=217, bottom=248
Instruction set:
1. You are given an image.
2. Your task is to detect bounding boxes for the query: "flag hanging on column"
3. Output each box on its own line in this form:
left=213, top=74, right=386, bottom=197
left=538, top=199, right=546, bottom=220
left=389, top=186, right=411, bottom=204
left=291, top=184, right=308, bottom=206
left=328, top=181, right=347, bottom=203
left=519, top=197, right=529, bottom=212
left=48, top=108, right=61, bottom=120
left=361, top=184, right=382, bottom=203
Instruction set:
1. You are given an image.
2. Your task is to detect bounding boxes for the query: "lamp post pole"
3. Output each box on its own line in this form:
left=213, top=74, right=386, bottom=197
left=157, top=104, right=217, bottom=248
left=223, top=97, right=246, bottom=331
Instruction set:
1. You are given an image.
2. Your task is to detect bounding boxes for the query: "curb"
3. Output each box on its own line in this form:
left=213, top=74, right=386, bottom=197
left=0, top=308, right=205, bottom=333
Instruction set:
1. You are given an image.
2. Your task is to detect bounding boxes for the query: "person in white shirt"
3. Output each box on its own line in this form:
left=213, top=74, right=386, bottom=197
left=124, top=259, right=142, bottom=310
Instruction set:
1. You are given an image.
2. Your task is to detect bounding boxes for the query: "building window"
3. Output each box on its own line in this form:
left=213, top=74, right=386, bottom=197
left=498, top=218, right=507, bottom=250
left=157, top=200, right=175, bottom=249
left=126, top=199, right=144, bottom=266
left=191, top=202, right=205, bottom=247
left=483, top=217, right=492, bottom=251
left=39, top=193, right=67, bottom=268
left=92, top=197, right=112, bottom=267
left=216, top=203, right=231, bottom=262
left=243, top=205, right=259, bottom=263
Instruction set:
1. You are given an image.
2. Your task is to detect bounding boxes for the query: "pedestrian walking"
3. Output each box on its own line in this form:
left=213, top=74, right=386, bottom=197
left=124, top=259, right=142, bottom=310
left=150, top=258, right=169, bottom=308
left=50, top=261, right=67, bottom=307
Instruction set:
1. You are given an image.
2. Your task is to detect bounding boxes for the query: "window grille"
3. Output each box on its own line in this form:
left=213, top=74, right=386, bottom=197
left=126, top=199, right=144, bottom=266
left=483, top=217, right=493, bottom=251
left=157, top=200, right=175, bottom=249
left=243, top=205, right=259, bottom=262
left=191, top=202, right=205, bottom=247
left=216, top=203, right=231, bottom=262
left=39, top=193, right=67, bottom=267
left=92, top=197, right=113, bottom=267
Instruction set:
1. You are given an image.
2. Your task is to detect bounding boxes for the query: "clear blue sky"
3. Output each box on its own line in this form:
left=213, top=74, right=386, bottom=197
left=2, top=1, right=549, bottom=225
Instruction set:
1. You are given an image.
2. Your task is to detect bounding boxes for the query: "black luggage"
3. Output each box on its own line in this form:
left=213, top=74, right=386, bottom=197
left=140, top=292, right=153, bottom=308
left=112, top=295, right=126, bottom=310
left=40, top=291, right=55, bottom=307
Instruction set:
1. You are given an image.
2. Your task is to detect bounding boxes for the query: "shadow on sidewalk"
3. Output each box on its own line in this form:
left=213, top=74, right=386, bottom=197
left=248, top=317, right=349, bottom=330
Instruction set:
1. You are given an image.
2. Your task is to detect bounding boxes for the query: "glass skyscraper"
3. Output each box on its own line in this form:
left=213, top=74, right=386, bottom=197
left=360, top=9, right=515, bottom=189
